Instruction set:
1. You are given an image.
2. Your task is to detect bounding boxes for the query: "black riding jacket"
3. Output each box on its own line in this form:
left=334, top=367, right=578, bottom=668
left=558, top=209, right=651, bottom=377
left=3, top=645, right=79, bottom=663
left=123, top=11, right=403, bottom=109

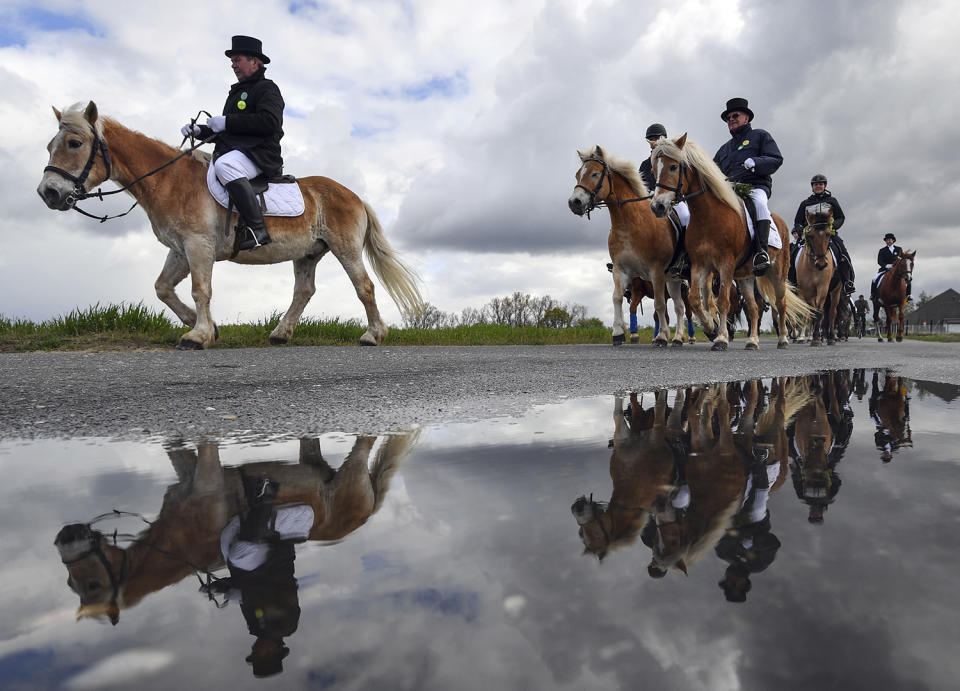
left=793, top=191, right=845, bottom=234
left=877, top=245, right=903, bottom=270
left=713, top=123, right=783, bottom=198
left=198, top=66, right=285, bottom=177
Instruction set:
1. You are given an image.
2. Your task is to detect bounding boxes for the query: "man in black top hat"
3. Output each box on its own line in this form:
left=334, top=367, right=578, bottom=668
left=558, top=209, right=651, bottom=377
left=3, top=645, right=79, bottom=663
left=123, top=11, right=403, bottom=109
left=792, top=173, right=855, bottom=295
left=713, top=98, right=784, bottom=276
left=872, top=233, right=911, bottom=302
left=641, top=123, right=691, bottom=278
left=182, top=35, right=284, bottom=251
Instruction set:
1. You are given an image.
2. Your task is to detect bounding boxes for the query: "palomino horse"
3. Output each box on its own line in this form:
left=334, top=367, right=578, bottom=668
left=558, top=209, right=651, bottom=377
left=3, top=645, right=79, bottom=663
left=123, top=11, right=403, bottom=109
left=569, top=147, right=687, bottom=347
left=873, top=251, right=916, bottom=342
left=795, top=204, right=842, bottom=345
left=54, top=432, right=419, bottom=624
left=38, top=102, right=423, bottom=349
left=571, top=390, right=682, bottom=560
left=617, top=273, right=696, bottom=344
left=649, top=134, right=812, bottom=350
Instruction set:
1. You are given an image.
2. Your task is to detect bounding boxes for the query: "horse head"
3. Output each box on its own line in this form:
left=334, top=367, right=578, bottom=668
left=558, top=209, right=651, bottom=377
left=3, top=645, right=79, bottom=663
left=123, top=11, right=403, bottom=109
left=895, top=250, right=916, bottom=280
left=54, top=522, right=127, bottom=625
left=38, top=101, right=112, bottom=211
left=803, top=203, right=835, bottom=270
left=649, top=133, right=689, bottom=218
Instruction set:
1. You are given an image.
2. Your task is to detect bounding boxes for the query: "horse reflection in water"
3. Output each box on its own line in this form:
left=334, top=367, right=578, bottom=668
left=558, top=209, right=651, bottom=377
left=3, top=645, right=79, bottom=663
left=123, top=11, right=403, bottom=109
left=54, top=432, right=418, bottom=676
left=788, top=371, right=855, bottom=524
left=573, top=379, right=812, bottom=601
left=869, top=370, right=912, bottom=462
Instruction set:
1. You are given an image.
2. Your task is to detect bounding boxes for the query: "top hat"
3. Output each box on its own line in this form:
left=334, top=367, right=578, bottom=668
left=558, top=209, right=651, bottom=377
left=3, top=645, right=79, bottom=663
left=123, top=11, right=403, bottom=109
left=226, top=35, right=270, bottom=64
left=645, top=123, right=667, bottom=140
left=884, top=233, right=896, bottom=241
left=720, top=97, right=754, bottom=122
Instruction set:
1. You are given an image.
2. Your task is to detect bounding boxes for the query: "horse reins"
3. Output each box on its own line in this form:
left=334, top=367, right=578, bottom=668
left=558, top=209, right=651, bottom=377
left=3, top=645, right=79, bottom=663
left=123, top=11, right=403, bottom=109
left=44, top=111, right=217, bottom=223
left=576, top=157, right=652, bottom=219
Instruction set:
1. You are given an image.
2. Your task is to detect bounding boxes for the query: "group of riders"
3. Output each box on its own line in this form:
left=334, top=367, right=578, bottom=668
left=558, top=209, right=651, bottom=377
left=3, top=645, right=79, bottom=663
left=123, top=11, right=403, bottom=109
left=636, top=97, right=911, bottom=318
left=184, top=37, right=910, bottom=320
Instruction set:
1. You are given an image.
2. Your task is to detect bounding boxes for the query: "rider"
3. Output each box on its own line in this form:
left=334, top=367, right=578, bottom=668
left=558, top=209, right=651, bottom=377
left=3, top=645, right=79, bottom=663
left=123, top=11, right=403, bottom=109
left=788, top=228, right=804, bottom=284
left=872, top=233, right=912, bottom=303
left=640, top=123, right=690, bottom=278
left=713, top=98, right=784, bottom=276
left=854, top=294, right=869, bottom=327
left=792, top=173, right=855, bottom=295
left=181, top=35, right=284, bottom=251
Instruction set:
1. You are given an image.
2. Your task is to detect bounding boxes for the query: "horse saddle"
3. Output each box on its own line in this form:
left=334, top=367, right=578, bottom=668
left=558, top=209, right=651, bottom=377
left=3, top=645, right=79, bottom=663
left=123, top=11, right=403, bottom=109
left=205, top=164, right=305, bottom=217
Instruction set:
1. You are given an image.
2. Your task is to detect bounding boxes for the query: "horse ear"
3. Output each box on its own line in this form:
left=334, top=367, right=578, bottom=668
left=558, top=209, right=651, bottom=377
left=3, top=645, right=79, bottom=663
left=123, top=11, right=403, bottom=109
left=52, top=106, right=62, bottom=121
left=676, top=559, right=688, bottom=575
left=84, top=101, right=99, bottom=126
left=676, top=132, right=688, bottom=149
left=593, top=145, right=603, bottom=158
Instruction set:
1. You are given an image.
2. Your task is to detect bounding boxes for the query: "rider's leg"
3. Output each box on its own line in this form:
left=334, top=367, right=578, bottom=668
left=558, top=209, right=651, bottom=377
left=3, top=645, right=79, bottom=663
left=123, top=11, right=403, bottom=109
left=748, top=189, right=771, bottom=275
left=214, top=151, right=272, bottom=250
left=666, top=202, right=691, bottom=280
left=788, top=243, right=799, bottom=285
left=831, top=235, right=856, bottom=294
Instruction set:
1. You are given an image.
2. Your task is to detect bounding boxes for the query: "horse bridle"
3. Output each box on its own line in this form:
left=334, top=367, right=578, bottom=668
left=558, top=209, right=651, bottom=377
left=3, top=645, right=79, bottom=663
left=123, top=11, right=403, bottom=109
left=44, top=123, right=113, bottom=208
left=575, top=157, right=652, bottom=218
left=652, top=155, right=706, bottom=206
left=803, top=222, right=833, bottom=264
left=59, top=527, right=129, bottom=623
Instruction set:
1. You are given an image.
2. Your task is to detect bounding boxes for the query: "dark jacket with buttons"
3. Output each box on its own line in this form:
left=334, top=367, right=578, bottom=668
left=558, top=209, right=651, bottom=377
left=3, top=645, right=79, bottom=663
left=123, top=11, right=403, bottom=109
left=199, top=67, right=284, bottom=177
left=877, top=245, right=902, bottom=270
left=793, top=191, right=845, bottom=234
left=713, top=123, right=783, bottom=198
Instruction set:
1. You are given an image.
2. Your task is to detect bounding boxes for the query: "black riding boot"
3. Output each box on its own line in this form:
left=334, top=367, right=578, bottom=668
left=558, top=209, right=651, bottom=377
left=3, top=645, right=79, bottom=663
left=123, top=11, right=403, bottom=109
left=225, top=178, right=272, bottom=251
left=788, top=244, right=799, bottom=285
left=752, top=219, right=771, bottom=276
left=831, top=237, right=856, bottom=294
left=906, top=279, right=913, bottom=303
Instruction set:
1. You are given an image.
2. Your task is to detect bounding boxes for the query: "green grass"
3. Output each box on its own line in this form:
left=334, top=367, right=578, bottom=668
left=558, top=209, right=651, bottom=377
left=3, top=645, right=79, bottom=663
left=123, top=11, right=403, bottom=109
left=0, top=303, right=631, bottom=351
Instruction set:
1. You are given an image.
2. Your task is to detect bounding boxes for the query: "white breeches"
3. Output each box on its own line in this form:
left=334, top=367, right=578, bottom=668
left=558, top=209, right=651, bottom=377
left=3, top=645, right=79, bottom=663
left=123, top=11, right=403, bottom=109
left=675, top=200, right=690, bottom=227
left=213, top=149, right=262, bottom=184
left=748, top=189, right=772, bottom=222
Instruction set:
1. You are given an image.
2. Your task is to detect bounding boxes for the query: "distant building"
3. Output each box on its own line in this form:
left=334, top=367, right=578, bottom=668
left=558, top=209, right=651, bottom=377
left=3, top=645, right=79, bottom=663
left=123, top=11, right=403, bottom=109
left=905, top=288, right=960, bottom=334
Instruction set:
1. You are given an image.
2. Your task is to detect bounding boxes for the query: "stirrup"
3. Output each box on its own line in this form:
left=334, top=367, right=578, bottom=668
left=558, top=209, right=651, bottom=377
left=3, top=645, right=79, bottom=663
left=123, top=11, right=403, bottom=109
left=668, top=255, right=690, bottom=280
left=844, top=280, right=856, bottom=295
left=237, top=225, right=272, bottom=251
left=752, top=251, right=770, bottom=275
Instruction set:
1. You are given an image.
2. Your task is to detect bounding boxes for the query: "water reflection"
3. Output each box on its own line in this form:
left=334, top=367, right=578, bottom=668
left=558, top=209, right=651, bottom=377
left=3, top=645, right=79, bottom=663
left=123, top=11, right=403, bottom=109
left=573, top=370, right=914, bottom=603
left=54, top=432, right=419, bottom=679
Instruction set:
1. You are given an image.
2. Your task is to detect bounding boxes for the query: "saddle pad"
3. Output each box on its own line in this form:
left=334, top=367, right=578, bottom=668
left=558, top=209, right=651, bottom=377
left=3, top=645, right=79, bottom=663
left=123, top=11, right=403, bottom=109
left=741, top=200, right=783, bottom=250
left=206, top=164, right=305, bottom=217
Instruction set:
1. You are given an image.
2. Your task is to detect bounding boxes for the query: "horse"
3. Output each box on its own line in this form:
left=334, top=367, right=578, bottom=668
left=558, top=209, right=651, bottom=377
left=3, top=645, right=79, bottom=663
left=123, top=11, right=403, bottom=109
left=54, top=431, right=419, bottom=624
left=794, top=204, right=842, bottom=345
left=615, top=272, right=696, bottom=344
left=873, top=251, right=916, bottom=342
left=835, top=297, right=852, bottom=341
left=38, top=102, right=423, bottom=349
left=571, top=390, right=682, bottom=560
left=569, top=147, right=687, bottom=347
left=649, top=134, right=813, bottom=350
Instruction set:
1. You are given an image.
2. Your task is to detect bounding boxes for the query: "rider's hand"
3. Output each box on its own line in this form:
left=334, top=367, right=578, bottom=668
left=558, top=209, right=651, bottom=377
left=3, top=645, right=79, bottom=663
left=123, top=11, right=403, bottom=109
left=885, top=264, right=892, bottom=269
left=180, top=123, right=201, bottom=137
left=743, top=158, right=756, bottom=171
left=206, top=115, right=227, bottom=133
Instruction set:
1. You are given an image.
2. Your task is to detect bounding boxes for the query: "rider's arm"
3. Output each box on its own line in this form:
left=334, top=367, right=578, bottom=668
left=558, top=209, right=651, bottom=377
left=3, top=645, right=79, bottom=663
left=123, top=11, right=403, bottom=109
left=750, top=131, right=784, bottom=176
left=830, top=197, right=845, bottom=230
left=226, top=84, right=284, bottom=137
left=793, top=201, right=807, bottom=232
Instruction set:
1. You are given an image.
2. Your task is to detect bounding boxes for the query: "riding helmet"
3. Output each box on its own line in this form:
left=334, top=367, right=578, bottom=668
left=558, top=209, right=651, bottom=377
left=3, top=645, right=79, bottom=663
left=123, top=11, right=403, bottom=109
left=884, top=233, right=896, bottom=241
left=645, top=123, right=668, bottom=140
left=810, top=173, right=828, bottom=185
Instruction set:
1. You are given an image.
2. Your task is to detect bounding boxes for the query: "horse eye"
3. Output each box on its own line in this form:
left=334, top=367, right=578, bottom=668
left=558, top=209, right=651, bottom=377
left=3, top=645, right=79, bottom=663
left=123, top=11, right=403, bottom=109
left=669, top=164, right=678, bottom=171
left=68, top=139, right=84, bottom=149
left=88, top=580, right=103, bottom=591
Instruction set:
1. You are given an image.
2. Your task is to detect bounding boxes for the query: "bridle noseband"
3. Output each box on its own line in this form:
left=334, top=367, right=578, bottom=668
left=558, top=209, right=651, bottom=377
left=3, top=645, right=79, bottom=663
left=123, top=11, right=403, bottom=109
left=575, top=157, right=652, bottom=219
left=44, top=124, right=113, bottom=208
left=652, top=155, right=705, bottom=206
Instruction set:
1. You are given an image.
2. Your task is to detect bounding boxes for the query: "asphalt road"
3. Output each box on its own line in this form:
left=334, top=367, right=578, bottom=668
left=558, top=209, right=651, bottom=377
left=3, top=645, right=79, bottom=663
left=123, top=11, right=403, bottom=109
left=1, top=338, right=957, bottom=441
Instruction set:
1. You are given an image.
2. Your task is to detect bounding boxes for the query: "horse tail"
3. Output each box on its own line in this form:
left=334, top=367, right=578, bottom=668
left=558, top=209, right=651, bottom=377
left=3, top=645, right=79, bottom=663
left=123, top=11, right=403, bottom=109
left=757, top=275, right=815, bottom=330
left=370, top=428, right=421, bottom=513
left=361, top=201, right=425, bottom=316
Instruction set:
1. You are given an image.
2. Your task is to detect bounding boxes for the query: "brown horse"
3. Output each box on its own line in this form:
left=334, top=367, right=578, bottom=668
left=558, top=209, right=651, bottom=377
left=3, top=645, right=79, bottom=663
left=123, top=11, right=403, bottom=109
left=649, top=134, right=812, bottom=350
left=569, top=147, right=687, bottom=347
left=869, top=371, right=912, bottom=462
left=873, top=251, right=916, bottom=342
left=54, top=432, right=419, bottom=624
left=571, top=390, right=682, bottom=560
left=38, top=102, right=423, bottom=349
left=620, top=275, right=696, bottom=344
left=795, top=204, right=842, bottom=345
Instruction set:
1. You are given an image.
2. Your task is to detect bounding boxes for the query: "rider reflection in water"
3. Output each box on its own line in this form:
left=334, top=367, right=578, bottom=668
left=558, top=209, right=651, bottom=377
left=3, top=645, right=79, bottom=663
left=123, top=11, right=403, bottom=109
left=211, top=475, right=313, bottom=678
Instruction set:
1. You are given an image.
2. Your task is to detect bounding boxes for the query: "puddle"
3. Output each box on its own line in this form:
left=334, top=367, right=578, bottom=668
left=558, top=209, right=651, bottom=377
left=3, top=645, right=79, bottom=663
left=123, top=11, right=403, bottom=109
left=0, top=370, right=958, bottom=689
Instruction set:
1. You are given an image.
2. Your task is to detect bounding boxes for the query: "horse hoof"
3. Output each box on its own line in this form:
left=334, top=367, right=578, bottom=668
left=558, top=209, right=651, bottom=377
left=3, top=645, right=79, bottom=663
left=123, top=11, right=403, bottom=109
left=811, top=340, right=821, bottom=347
left=887, top=338, right=893, bottom=343
left=777, top=342, right=788, bottom=350
left=629, top=334, right=640, bottom=344
left=703, top=330, right=717, bottom=341
left=744, top=342, right=758, bottom=351
left=652, top=339, right=667, bottom=349
left=711, top=341, right=728, bottom=352
left=612, top=334, right=625, bottom=347
left=827, top=339, right=835, bottom=346
left=896, top=337, right=903, bottom=342
left=269, top=336, right=288, bottom=345
left=176, top=338, right=205, bottom=351
left=878, top=338, right=884, bottom=343
left=671, top=340, right=683, bottom=348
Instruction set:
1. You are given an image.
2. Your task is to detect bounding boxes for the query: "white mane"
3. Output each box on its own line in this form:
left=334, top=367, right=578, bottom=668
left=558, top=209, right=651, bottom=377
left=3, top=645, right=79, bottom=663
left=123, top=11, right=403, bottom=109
left=59, top=102, right=105, bottom=138
left=578, top=146, right=650, bottom=197
left=651, top=137, right=744, bottom=219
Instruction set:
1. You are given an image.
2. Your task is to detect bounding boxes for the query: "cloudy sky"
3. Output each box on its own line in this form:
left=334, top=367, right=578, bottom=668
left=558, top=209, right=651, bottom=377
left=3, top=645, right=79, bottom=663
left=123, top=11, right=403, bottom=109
left=1, top=0, right=957, bottom=329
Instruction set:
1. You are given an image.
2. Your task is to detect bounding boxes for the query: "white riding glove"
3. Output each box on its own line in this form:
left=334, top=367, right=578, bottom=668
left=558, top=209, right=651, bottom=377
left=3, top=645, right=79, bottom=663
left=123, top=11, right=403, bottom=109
left=743, top=158, right=756, bottom=171
left=180, top=123, right=201, bottom=137
left=206, top=115, right=227, bottom=133
left=885, top=264, right=892, bottom=269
